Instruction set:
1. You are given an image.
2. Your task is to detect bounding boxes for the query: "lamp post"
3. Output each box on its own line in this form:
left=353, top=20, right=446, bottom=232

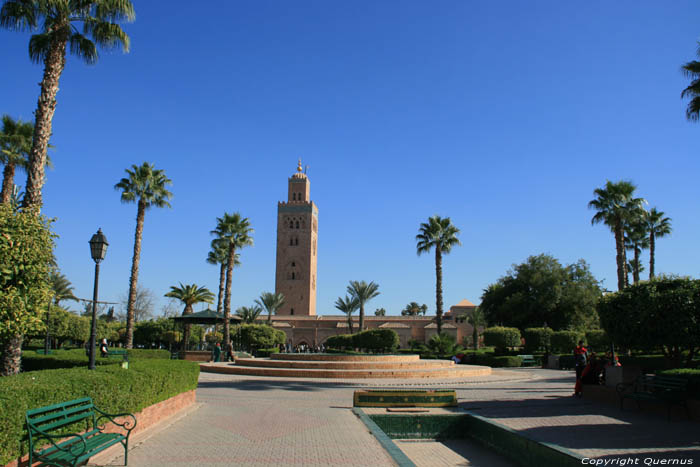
left=88, top=228, right=109, bottom=370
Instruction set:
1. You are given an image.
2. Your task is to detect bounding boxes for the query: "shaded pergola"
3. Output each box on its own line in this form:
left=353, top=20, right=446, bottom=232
left=170, top=308, right=243, bottom=326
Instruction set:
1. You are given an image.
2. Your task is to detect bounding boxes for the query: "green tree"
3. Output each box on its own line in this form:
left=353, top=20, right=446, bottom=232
left=256, top=292, right=285, bottom=324
left=206, top=238, right=239, bottom=315
left=1, top=0, right=134, bottom=208
left=347, top=280, right=380, bottom=332
left=211, top=212, right=254, bottom=349
left=645, top=208, right=672, bottom=280
left=334, top=295, right=359, bottom=334
left=624, top=214, right=649, bottom=285
left=480, top=254, right=602, bottom=332
left=681, top=46, right=700, bottom=121
left=588, top=180, right=646, bottom=291
left=238, top=324, right=285, bottom=351
left=164, top=283, right=214, bottom=350
left=115, top=162, right=173, bottom=348
left=0, top=115, right=32, bottom=204
left=466, top=308, right=485, bottom=350
left=236, top=305, right=262, bottom=324
left=416, top=215, right=461, bottom=334
left=374, top=307, right=386, bottom=316
left=0, top=204, right=54, bottom=375
left=401, top=302, right=428, bottom=316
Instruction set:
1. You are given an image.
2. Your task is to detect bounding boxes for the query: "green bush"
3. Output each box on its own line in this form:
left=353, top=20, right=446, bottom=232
left=255, top=348, right=280, bottom=358
left=550, top=330, right=582, bottom=353
left=657, top=368, right=700, bottom=398
left=427, top=333, right=458, bottom=355
left=482, top=327, right=521, bottom=353
left=619, top=355, right=670, bottom=372
left=354, top=329, right=399, bottom=353
left=0, top=359, right=199, bottom=465
left=523, top=328, right=553, bottom=353
left=585, top=330, right=611, bottom=352
left=470, top=353, right=523, bottom=367
left=326, top=334, right=354, bottom=350
left=239, top=324, right=285, bottom=351
left=21, top=348, right=171, bottom=371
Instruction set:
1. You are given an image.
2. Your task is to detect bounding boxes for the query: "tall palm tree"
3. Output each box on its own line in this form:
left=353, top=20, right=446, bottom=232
left=164, top=283, right=214, bottom=350
left=624, top=215, right=649, bottom=285
left=236, top=305, right=262, bottom=324
left=416, top=215, right=461, bottom=334
left=681, top=46, right=700, bottom=121
left=0, top=115, right=32, bottom=204
left=211, top=213, right=253, bottom=350
left=115, top=162, right=173, bottom=348
left=1, top=0, right=135, bottom=209
left=49, top=271, right=77, bottom=307
left=347, top=280, right=380, bottom=332
left=588, top=181, right=645, bottom=291
left=466, top=308, right=485, bottom=350
left=401, top=301, right=428, bottom=316
left=206, top=238, right=239, bottom=315
left=645, top=208, right=672, bottom=279
left=256, top=292, right=285, bottom=324
left=334, top=295, right=359, bottom=334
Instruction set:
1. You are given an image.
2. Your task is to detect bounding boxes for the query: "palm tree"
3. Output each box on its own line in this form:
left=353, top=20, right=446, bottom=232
left=374, top=308, right=386, bottom=316
left=115, top=162, right=173, bottom=348
left=211, top=213, right=254, bottom=350
left=466, top=308, right=485, bottom=350
left=401, top=302, right=428, bottom=316
left=624, top=215, right=649, bottom=285
left=334, top=295, right=359, bottom=334
left=588, top=181, right=645, bottom=291
left=256, top=292, right=285, bottom=324
left=1, top=0, right=134, bottom=209
left=164, top=283, right=214, bottom=350
left=645, top=208, right=672, bottom=279
left=0, top=115, right=32, bottom=204
left=236, top=305, right=262, bottom=324
left=206, top=238, right=239, bottom=315
left=49, top=271, right=77, bottom=307
left=347, top=280, right=380, bottom=332
left=416, top=215, right=461, bottom=334
left=681, top=46, right=700, bottom=121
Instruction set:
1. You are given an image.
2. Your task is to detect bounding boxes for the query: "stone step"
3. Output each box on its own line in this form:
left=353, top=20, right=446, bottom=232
left=234, top=358, right=455, bottom=370
left=270, top=353, right=421, bottom=362
left=200, top=363, right=491, bottom=379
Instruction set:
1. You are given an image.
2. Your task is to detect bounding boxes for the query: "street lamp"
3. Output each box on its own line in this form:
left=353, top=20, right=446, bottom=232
left=88, top=228, right=108, bottom=370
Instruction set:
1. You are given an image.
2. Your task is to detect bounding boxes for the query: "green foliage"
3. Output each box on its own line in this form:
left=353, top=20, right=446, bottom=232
left=0, top=359, right=197, bottom=465
left=470, top=354, right=523, bottom=368
left=550, top=330, right=582, bottom=353
left=657, top=369, right=700, bottom=398
left=480, top=254, right=602, bottom=332
left=585, top=329, right=611, bottom=352
left=523, top=327, right=553, bottom=353
left=238, top=324, right=285, bottom=351
left=482, top=327, right=521, bottom=353
left=598, top=278, right=700, bottom=367
left=428, top=333, right=458, bottom=355
left=354, top=328, right=399, bottom=353
left=133, top=318, right=176, bottom=348
left=326, top=334, right=355, bottom=350
left=255, top=347, right=279, bottom=357
left=21, top=348, right=171, bottom=371
left=0, top=205, right=55, bottom=340
left=205, top=332, right=223, bottom=344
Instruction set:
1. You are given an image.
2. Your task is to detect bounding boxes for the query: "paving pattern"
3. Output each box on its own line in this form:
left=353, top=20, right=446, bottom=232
left=100, top=368, right=700, bottom=466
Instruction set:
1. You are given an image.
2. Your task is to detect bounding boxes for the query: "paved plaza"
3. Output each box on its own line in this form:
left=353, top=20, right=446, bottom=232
left=98, top=368, right=700, bottom=466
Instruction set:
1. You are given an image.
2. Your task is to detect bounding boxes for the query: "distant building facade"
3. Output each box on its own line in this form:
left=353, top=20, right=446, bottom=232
left=270, top=162, right=478, bottom=346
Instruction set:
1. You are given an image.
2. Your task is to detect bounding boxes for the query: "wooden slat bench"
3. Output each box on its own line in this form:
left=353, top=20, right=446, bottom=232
left=26, top=397, right=136, bottom=466
left=106, top=349, right=128, bottom=359
left=617, top=374, right=690, bottom=419
left=516, top=355, right=537, bottom=367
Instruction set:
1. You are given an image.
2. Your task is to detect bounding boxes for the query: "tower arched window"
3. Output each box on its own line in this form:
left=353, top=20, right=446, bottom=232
left=290, top=238, right=293, bottom=246
left=291, top=308, right=294, bottom=315
left=292, top=193, right=296, bottom=201
left=291, top=262, right=295, bottom=267
left=295, top=237, right=299, bottom=246
left=295, top=221, right=299, bottom=229
left=291, top=272, right=295, bottom=280
left=289, top=221, right=293, bottom=229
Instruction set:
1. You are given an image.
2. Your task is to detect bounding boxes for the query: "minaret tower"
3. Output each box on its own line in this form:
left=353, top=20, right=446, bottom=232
left=275, top=160, right=318, bottom=316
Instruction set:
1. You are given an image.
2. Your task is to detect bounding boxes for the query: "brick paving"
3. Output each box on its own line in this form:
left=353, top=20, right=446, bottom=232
left=100, top=368, right=699, bottom=466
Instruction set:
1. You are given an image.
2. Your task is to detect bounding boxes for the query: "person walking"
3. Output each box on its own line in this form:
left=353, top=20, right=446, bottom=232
left=212, top=342, right=222, bottom=362
left=100, top=339, right=109, bottom=358
left=573, top=340, right=588, bottom=397
left=226, top=340, right=234, bottom=362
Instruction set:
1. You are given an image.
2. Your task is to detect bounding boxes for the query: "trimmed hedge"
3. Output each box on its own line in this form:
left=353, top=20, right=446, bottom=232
left=482, top=327, right=521, bottom=352
left=657, top=369, right=700, bottom=398
left=523, top=328, right=553, bottom=353
left=255, top=348, right=280, bottom=358
left=585, top=330, right=611, bottom=352
left=550, top=330, right=582, bottom=353
left=468, top=354, right=523, bottom=368
left=21, top=348, right=171, bottom=372
left=0, top=359, right=199, bottom=465
left=326, top=334, right=354, bottom=351
left=326, top=329, right=399, bottom=353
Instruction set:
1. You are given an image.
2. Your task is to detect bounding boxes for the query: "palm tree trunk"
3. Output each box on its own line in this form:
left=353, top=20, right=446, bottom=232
left=614, top=221, right=626, bottom=291
left=359, top=304, right=365, bottom=332
left=182, top=304, right=193, bottom=351
left=223, top=244, right=236, bottom=350
left=216, top=263, right=225, bottom=314
left=125, top=200, right=146, bottom=349
left=649, top=233, right=656, bottom=279
left=1, top=163, right=16, bottom=204
left=435, top=246, right=444, bottom=335
left=1, top=333, right=23, bottom=376
left=23, top=38, right=67, bottom=209
left=348, top=314, right=353, bottom=334
left=633, top=247, right=640, bottom=284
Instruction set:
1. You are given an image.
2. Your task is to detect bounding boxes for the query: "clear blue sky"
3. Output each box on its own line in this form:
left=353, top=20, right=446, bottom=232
left=2, top=1, right=700, bottom=317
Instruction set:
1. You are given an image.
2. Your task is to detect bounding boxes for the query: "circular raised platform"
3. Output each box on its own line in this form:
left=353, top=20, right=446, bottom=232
left=200, top=353, right=492, bottom=379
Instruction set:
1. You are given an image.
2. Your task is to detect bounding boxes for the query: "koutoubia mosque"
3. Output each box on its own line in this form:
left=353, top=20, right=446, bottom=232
left=265, top=161, right=478, bottom=348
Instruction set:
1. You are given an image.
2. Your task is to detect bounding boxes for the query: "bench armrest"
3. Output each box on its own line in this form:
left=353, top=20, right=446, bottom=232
left=94, top=407, right=137, bottom=434
left=616, top=382, right=633, bottom=395
left=28, top=425, right=88, bottom=458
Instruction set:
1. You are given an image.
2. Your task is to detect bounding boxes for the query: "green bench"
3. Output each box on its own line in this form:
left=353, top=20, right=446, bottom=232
left=617, top=374, right=690, bottom=419
left=106, top=349, right=128, bottom=359
left=517, top=354, right=537, bottom=366
left=26, top=397, right=136, bottom=466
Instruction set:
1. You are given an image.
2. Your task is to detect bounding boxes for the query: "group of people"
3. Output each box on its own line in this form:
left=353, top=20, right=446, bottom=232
left=573, top=340, right=621, bottom=397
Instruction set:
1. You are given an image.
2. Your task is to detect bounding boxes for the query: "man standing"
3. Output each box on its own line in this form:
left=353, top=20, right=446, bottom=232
left=573, top=340, right=588, bottom=397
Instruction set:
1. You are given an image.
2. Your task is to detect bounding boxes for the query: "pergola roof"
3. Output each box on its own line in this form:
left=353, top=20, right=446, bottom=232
left=170, top=308, right=242, bottom=325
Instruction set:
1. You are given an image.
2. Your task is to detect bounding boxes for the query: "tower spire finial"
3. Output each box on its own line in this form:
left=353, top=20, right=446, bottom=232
left=297, top=158, right=303, bottom=172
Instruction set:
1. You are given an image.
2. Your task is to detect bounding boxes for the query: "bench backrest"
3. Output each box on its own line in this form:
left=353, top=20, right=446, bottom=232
left=26, top=397, right=96, bottom=442
left=639, top=375, right=688, bottom=392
